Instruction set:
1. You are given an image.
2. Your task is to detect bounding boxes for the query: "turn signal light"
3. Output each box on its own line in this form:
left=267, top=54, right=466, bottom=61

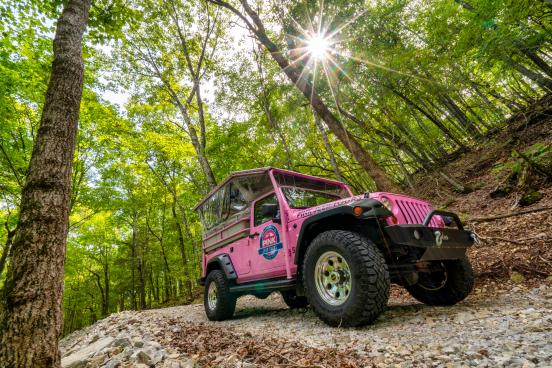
left=353, top=206, right=363, bottom=216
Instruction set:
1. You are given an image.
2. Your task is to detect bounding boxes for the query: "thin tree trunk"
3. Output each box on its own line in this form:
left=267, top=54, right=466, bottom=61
left=148, top=267, right=159, bottom=303
left=137, top=40, right=217, bottom=189
left=313, top=112, right=344, bottom=182
left=0, top=1, right=91, bottom=367
left=172, top=201, right=193, bottom=300
left=167, top=0, right=217, bottom=187
left=171, top=93, right=217, bottom=188
left=439, top=94, right=481, bottom=138
left=254, top=45, right=293, bottom=169
left=130, top=211, right=138, bottom=310
left=89, top=269, right=107, bottom=317
left=103, top=260, right=109, bottom=315
left=511, top=61, right=552, bottom=91
left=146, top=162, right=199, bottom=287
left=390, top=88, right=466, bottom=148
left=146, top=198, right=171, bottom=302
left=65, top=304, right=76, bottom=336
left=210, top=0, right=400, bottom=192
left=137, top=258, right=146, bottom=310
left=0, top=228, right=15, bottom=280
left=392, top=151, right=415, bottom=191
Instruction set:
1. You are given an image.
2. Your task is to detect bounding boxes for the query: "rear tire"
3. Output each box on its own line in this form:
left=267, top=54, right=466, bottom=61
left=204, top=270, right=237, bottom=321
left=303, top=230, right=390, bottom=327
left=406, top=258, right=474, bottom=306
left=281, top=290, right=309, bottom=309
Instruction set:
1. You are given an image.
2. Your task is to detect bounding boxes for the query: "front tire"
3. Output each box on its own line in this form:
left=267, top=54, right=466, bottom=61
left=406, top=258, right=474, bottom=306
left=204, top=270, right=237, bottom=321
left=303, top=230, right=390, bottom=327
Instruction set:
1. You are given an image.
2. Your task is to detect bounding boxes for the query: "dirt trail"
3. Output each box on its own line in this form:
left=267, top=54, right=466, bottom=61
left=61, top=283, right=552, bottom=368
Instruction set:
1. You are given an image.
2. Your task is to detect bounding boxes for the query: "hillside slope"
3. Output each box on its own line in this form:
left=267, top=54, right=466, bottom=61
left=413, top=98, right=552, bottom=282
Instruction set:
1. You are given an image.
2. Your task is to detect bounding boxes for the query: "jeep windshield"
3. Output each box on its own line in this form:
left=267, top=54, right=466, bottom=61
left=281, top=187, right=342, bottom=209
left=274, top=172, right=349, bottom=209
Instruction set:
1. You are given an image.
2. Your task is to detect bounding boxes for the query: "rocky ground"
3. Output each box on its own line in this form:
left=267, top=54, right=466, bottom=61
left=60, top=281, right=552, bottom=368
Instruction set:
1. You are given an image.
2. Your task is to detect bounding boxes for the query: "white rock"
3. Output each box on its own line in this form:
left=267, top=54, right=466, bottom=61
left=102, top=357, right=122, bottom=368
left=148, top=340, right=162, bottom=349
left=62, top=337, right=114, bottom=368
left=131, top=350, right=152, bottom=366
left=112, top=337, right=131, bottom=348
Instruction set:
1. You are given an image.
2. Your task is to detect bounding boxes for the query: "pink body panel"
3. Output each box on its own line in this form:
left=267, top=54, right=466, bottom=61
left=201, top=169, right=441, bottom=284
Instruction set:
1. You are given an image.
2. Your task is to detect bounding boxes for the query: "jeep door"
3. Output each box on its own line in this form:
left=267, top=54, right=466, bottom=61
left=246, top=192, right=287, bottom=281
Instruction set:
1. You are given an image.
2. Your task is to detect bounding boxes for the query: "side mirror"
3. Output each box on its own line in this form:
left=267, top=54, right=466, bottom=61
left=261, top=203, right=280, bottom=223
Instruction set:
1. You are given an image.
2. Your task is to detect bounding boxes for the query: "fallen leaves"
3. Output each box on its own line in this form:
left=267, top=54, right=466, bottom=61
left=168, top=320, right=368, bottom=368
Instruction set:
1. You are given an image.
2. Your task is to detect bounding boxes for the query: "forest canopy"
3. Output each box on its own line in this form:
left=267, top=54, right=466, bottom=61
left=0, top=0, right=550, bottom=335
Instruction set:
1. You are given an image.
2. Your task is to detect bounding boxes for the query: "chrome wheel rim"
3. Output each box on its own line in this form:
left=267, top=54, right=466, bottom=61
left=207, top=282, right=217, bottom=310
left=314, top=251, right=352, bottom=306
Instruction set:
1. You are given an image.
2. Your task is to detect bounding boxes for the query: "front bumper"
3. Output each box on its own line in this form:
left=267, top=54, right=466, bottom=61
left=384, top=210, right=476, bottom=261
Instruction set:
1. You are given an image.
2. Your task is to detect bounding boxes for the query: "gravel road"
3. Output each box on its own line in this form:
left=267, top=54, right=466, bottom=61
left=61, top=283, right=552, bottom=368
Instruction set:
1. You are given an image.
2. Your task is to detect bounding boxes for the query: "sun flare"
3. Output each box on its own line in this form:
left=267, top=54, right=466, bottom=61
left=307, top=34, right=330, bottom=60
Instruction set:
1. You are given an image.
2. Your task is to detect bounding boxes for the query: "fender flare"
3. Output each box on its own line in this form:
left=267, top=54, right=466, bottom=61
left=293, top=198, right=391, bottom=265
left=201, top=254, right=237, bottom=285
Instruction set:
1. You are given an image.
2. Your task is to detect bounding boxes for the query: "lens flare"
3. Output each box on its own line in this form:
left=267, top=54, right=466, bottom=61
left=307, top=34, right=330, bottom=60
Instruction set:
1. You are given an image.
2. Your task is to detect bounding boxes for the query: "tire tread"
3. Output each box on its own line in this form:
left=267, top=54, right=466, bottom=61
left=303, top=230, right=390, bottom=327
left=204, top=270, right=237, bottom=321
left=406, top=258, right=474, bottom=306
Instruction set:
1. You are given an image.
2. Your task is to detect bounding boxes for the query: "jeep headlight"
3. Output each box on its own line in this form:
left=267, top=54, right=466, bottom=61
left=380, top=197, right=393, bottom=211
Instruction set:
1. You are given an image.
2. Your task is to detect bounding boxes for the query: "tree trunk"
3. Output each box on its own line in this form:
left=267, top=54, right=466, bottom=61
left=313, top=112, right=345, bottom=182
left=390, top=88, right=466, bottom=148
left=439, top=94, right=481, bottom=138
left=90, top=269, right=107, bottom=317
left=167, top=0, right=217, bottom=188
left=154, top=274, right=160, bottom=303
left=255, top=46, right=293, bottom=169
left=138, top=40, right=217, bottom=189
left=172, top=94, right=218, bottom=189
left=0, top=228, right=15, bottom=280
left=103, top=261, right=109, bottom=316
left=146, top=162, right=199, bottom=289
left=0, top=1, right=90, bottom=367
left=137, top=258, right=146, bottom=310
left=511, top=61, right=552, bottom=91
left=130, top=211, right=138, bottom=310
left=172, top=201, right=193, bottom=300
left=210, top=0, right=400, bottom=192
left=148, top=267, right=157, bottom=303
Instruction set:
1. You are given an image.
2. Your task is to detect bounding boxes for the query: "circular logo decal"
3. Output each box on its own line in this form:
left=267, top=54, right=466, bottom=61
left=258, top=225, right=283, bottom=260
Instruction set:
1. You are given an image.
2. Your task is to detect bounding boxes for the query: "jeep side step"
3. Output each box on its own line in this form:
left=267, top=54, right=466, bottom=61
left=229, top=278, right=296, bottom=294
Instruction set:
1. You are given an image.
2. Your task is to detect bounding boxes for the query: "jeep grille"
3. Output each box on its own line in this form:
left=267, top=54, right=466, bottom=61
left=395, top=199, right=440, bottom=227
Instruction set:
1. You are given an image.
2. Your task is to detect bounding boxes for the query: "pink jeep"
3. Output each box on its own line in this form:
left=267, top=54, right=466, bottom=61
left=195, top=168, right=476, bottom=327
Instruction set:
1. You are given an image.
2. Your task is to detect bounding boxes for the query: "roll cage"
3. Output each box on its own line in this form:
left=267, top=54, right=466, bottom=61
left=194, top=167, right=353, bottom=237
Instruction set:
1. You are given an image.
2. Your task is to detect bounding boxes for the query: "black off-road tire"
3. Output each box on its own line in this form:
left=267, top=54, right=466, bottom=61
left=303, top=230, right=390, bottom=327
left=281, top=290, right=309, bottom=309
left=406, top=258, right=474, bottom=306
left=204, top=270, right=237, bottom=321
